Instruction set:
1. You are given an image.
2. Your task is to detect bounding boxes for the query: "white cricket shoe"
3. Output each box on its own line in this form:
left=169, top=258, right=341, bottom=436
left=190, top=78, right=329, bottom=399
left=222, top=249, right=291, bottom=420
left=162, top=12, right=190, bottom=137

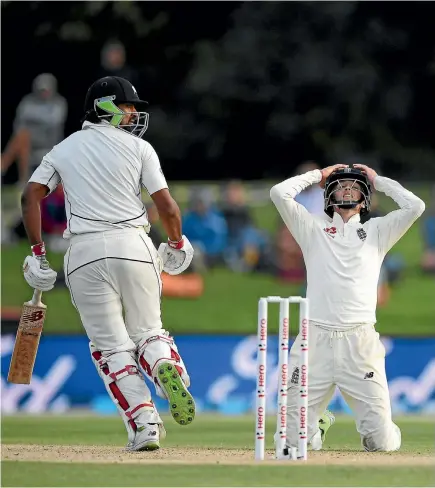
left=126, top=424, right=160, bottom=452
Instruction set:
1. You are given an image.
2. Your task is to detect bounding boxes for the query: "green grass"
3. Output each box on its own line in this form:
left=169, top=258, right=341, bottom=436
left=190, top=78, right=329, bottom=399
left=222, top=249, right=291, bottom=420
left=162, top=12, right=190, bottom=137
left=3, top=462, right=433, bottom=487
left=2, top=183, right=434, bottom=336
left=1, top=415, right=434, bottom=487
left=1, top=414, right=433, bottom=451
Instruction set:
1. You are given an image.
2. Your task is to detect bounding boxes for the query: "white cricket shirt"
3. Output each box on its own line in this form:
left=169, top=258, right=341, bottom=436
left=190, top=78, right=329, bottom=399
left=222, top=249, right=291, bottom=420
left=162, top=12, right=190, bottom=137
left=29, top=121, right=168, bottom=239
left=270, top=170, right=425, bottom=328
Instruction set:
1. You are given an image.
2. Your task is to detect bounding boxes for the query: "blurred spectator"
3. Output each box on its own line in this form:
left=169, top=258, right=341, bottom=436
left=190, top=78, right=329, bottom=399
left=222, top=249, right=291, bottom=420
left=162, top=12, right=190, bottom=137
left=220, top=180, right=270, bottom=272
left=1, top=73, right=67, bottom=183
left=1, top=73, right=67, bottom=245
left=294, top=161, right=324, bottom=216
left=40, top=184, right=68, bottom=253
left=183, top=188, right=228, bottom=268
left=421, top=185, right=435, bottom=274
left=98, top=40, right=139, bottom=87
left=275, top=161, right=323, bottom=283
left=275, top=221, right=306, bottom=283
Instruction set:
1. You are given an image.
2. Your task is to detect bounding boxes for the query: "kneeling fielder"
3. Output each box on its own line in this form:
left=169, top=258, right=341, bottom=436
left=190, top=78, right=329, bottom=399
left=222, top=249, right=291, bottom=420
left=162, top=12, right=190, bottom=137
left=270, top=164, right=425, bottom=452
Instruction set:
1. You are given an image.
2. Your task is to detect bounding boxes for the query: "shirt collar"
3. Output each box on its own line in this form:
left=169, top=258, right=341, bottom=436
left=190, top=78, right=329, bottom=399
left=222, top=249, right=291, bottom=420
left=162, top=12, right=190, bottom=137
left=82, top=120, right=111, bottom=129
left=332, top=211, right=361, bottom=230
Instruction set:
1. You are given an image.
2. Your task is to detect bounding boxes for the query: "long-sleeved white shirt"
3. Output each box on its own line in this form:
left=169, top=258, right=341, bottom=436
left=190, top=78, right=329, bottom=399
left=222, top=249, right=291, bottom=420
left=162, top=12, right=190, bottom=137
left=270, top=169, right=425, bottom=328
left=29, top=121, right=168, bottom=239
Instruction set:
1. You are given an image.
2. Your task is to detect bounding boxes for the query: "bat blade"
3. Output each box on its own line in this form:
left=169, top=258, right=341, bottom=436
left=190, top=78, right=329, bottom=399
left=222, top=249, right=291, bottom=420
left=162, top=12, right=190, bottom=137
left=7, top=301, right=46, bottom=384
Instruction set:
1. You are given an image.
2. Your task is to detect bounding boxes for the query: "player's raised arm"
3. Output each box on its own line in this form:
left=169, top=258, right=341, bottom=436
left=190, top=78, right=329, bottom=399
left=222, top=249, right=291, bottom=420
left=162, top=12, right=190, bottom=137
left=270, top=164, right=347, bottom=247
left=354, top=164, right=425, bottom=255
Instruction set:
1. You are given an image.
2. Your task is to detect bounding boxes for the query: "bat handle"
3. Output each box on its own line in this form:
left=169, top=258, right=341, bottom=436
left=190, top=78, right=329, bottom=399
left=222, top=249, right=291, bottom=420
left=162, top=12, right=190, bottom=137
left=31, top=289, right=43, bottom=306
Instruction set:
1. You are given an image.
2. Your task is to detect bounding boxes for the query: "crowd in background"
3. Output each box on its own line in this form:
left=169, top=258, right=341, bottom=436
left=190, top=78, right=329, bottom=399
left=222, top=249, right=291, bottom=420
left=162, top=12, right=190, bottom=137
left=2, top=39, right=434, bottom=308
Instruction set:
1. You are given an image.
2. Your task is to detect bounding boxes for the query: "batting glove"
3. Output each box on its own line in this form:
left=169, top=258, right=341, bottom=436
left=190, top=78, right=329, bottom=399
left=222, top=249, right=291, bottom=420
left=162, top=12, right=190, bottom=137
left=157, top=235, right=194, bottom=276
left=23, top=242, right=57, bottom=291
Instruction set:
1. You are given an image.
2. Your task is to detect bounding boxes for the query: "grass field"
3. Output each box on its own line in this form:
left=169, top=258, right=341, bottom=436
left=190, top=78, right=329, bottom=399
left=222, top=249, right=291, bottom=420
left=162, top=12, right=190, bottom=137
left=2, top=183, right=434, bottom=336
left=1, top=414, right=434, bottom=487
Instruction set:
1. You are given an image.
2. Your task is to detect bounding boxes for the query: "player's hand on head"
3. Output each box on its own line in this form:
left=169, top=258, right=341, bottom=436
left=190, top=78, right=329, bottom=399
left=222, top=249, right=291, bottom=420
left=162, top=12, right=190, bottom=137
left=157, top=235, right=194, bottom=276
left=319, top=164, right=349, bottom=189
left=23, top=242, right=57, bottom=291
left=353, top=164, right=378, bottom=185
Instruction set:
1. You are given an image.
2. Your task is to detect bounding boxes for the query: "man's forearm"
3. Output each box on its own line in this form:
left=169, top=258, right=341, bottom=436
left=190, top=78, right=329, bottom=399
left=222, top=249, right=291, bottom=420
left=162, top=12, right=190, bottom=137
left=21, top=184, right=48, bottom=246
left=159, top=203, right=183, bottom=242
left=271, top=169, right=322, bottom=201
left=21, top=196, right=43, bottom=245
left=374, top=175, right=425, bottom=212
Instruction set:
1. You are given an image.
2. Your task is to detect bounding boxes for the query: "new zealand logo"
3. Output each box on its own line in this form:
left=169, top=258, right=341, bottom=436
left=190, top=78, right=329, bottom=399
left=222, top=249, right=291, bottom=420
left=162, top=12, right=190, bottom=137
left=356, top=228, right=367, bottom=241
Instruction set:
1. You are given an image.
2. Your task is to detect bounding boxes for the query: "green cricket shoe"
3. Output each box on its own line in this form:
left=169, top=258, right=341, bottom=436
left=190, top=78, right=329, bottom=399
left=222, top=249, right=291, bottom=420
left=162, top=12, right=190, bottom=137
left=318, top=410, right=335, bottom=443
left=157, top=361, right=196, bottom=426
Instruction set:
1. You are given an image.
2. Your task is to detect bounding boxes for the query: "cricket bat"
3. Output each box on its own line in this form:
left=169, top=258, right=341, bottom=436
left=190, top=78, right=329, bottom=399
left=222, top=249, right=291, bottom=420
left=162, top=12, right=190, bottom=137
left=7, top=289, right=46, bottom=385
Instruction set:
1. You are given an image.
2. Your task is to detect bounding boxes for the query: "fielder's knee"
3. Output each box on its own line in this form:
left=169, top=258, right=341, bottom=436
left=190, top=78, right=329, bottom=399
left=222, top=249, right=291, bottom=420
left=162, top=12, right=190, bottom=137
left=362, top=423, right=401, bottom=452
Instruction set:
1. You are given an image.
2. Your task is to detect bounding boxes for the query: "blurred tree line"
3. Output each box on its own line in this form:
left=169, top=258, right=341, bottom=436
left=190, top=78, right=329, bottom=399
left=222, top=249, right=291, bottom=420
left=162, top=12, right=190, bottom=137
left=2, top=1, right=435, bottom=180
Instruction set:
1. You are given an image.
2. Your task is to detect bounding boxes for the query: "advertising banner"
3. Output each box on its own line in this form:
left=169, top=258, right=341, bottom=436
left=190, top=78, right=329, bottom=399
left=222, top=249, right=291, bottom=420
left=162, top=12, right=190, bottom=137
left=1, top=334, right=434, bottom=414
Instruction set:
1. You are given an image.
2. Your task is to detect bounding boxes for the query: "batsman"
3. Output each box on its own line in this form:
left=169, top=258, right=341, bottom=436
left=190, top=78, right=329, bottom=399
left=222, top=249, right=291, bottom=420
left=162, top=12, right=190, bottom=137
left=20, top=76, right=195, bottom=451
left=270, top=164, right=425, bottom=452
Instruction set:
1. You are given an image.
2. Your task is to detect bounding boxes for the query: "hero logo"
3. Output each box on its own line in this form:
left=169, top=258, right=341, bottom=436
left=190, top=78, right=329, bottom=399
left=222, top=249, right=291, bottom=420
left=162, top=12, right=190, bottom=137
left=281, top=363, right=288, bottom=388
left=300, top=406, right=307, bottom=430
left=300, top=364, right=307, bottom=387
left=260, top=319, right=267, bottom=341
left=258, top=364, right=265, bottom=387
left=257, top=406, right=264, bottom=430
left=279, top=405, right=286, bottom=429
left=282, top=318, right=289, bottom=341
left=301, top=320, right=308, bottom=342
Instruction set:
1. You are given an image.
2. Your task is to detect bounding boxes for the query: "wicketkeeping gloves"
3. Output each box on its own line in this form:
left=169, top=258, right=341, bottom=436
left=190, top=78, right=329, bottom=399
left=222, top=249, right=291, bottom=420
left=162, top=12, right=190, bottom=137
left=23, top=242, right=57, bottom=291
left=158, top=235, right=194, bottom=275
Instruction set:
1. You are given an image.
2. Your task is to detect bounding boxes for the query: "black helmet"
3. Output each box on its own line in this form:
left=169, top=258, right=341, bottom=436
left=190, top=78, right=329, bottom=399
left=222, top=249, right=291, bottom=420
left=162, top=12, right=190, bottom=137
left=83, top=76, right=149, bottom=138
left=324, top=166, right=372, bottom=218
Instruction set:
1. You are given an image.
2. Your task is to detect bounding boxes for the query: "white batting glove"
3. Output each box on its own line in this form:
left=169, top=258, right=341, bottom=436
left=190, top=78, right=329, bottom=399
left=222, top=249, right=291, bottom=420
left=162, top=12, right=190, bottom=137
left=23, top=242, right=57, bottom=291
left=158, top=235, right=194, bottom=276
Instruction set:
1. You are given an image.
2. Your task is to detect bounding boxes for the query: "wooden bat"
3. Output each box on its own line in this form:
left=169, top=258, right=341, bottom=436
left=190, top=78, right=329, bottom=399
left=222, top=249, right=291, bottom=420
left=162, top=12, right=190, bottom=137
left=7, top=290, right=46, bottom=385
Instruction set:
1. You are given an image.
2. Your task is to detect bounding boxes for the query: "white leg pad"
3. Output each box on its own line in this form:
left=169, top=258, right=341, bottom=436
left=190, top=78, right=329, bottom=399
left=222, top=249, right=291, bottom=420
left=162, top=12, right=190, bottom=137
left=90, top=342, right=163, bottom=443
left=136, top=329, right=191, bottom=400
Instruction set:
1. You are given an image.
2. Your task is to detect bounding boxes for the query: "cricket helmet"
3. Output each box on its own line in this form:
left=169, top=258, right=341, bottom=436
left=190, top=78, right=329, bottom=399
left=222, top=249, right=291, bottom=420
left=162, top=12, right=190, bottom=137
left=83, top=76, right=149, bottom=138
left=324, top=166, right=372, bottom=218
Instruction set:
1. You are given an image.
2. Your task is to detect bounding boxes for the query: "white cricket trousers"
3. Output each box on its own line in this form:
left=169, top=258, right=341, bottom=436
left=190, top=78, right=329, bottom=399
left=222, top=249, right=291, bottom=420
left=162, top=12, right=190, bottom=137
left=63, top=227, right=163, bottom=352
left=286, top=323, right=401, bottom=452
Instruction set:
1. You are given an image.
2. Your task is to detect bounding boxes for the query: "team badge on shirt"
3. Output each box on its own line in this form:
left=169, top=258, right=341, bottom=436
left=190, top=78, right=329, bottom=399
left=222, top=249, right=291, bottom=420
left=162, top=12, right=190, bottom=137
left=356, top=228, right=367, bottom=241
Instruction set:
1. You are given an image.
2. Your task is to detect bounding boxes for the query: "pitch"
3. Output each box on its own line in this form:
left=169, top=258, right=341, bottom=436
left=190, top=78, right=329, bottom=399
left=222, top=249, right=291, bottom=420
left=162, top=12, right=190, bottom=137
left=2, top=414, right=434, bottom=486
